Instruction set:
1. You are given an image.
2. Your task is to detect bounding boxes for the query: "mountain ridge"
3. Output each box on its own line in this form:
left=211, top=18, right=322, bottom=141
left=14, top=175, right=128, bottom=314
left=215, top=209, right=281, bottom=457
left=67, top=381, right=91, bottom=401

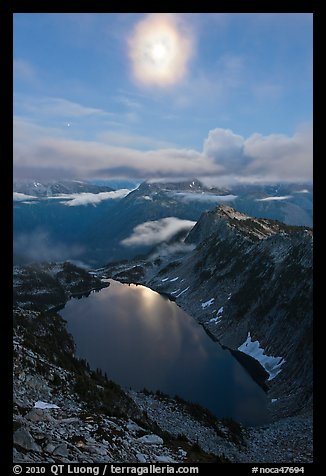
left=13, top=180, right=114, bottom=197
left=106, top=204, right=313, bottom=421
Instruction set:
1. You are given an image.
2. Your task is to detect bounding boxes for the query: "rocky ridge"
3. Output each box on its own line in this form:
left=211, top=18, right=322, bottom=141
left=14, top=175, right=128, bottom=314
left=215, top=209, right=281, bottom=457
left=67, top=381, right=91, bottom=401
left=105, top=205, right=313, bottom=421
left=13, top=180, right=114, bottom=197
left=13, top=261, right=108, bottom=311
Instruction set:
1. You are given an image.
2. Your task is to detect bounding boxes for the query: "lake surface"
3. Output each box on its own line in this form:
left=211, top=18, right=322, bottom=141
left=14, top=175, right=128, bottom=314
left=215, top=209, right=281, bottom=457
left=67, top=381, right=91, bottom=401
left=60, top=280, right=269, bottom=426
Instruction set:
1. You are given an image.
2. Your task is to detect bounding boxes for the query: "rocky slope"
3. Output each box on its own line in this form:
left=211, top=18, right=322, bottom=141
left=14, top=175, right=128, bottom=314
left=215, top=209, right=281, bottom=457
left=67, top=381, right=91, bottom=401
left=11, top=263, right=245, bottom=463
left=13, top=262, right=108, bottom=311
left=13, top=305, right=312, bottom=464
left=13, top=258, right=313, bottom=463
left=105, top=205, right=313, bottom=421
left=13, top=307, right=230, bottom=463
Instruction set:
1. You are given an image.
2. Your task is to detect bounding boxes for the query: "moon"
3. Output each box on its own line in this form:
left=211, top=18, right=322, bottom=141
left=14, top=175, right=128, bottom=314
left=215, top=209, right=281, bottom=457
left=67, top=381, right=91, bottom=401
left=128, top=14, right=193, bottom=87
left=151, top=43, right=168, bottom=62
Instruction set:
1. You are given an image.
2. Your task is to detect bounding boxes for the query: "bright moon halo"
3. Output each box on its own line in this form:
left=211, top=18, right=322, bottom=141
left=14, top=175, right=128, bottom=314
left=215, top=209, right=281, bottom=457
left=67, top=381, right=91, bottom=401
left=128, top=14, right=193, bottom=87
left=151, top=43, right=168, bottom=62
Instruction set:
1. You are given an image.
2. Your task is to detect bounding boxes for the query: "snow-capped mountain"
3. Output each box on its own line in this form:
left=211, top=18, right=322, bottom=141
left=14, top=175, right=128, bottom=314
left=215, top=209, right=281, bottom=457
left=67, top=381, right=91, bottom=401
left=13, top=178, right=313, bottom=267
left=13, top=179, right=114, bottom=197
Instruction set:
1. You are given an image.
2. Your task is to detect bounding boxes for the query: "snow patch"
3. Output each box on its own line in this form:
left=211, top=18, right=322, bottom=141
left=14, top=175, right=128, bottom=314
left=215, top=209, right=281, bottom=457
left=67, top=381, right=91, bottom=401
left=238, top=332, right=285, bottom=381
left=209, top=316, right=221, bottom=324
left=137, top=434, right=163, bottom=445
left=201, top=298, right=215, bottom=309
left=34, top=401, right=59, bottom=410
left=175, top=287, right=190, bottom=298
left=172, top=192, right=238, bottom=203
left=217, top=306, right=224, bottom=316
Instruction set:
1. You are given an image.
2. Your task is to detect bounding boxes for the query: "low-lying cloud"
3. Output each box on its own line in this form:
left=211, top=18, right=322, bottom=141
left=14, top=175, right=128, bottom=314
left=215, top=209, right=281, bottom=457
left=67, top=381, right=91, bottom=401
left=57, top=189, right=131, bottom=206
left=256, top=195, right=292, bottom=202
left=121, top=217, right=196, bottom=247
left=13, top=192, right=38, bottom=201
left=149, top=241, right=196, bottom=260
left=13, top=189, right=131, bottom=206
left=13, top=230, right=84, bottom=264
left=171, top=192, right=238, bottom=203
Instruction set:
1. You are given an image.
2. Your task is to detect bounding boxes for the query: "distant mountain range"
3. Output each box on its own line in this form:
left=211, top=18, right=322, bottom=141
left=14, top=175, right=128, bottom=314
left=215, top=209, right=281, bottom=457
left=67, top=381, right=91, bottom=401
left=13, top=178, right=313, bottom=267
left=13, top=179, right=114, bottom=197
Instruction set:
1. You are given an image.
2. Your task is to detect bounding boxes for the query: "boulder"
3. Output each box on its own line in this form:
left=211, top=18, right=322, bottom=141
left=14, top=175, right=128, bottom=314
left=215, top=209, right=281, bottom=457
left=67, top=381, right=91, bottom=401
left=53, top=443, right=69, bottom=457
left=13, top=428, right=41, bottom=452
left=137, top=434, right=164, bottom=445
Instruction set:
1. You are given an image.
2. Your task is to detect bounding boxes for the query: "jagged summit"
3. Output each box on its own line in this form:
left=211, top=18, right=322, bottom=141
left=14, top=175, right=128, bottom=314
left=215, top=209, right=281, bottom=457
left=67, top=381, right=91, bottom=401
left=188, top=204, right=312, bottom=245
left=214, top=204, right=249, bottom=220
left=137, top=179, right=228, bottom=195
left=13, top=179, right=114, bottom=197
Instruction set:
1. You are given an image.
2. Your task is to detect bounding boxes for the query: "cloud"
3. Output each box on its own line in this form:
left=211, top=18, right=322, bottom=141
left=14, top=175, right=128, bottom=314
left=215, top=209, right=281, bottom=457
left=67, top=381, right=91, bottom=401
left=13, top=192, right=38, bottom=201
left=13, top=230, right=84, bottom=264
left=128, top=13, right=194, bottom=87
left=13, top=116, right=312, bottom=183
left=202, top=124, right=313, bottom=182
left=256, top=195, right=292, bottom=202
left=14, top=59, right=38, bottom=83
left=172, top=54, right=245, bottom=109
left=17, top=96, right=110, bottom=119
left=114, top=95, right=142, bottom=109
left=97, top=131, right=173, bottom=149
left=13, top=117, right=215, bottom=180
left=243, top=125, right=313, bottom=180
left=149, top=242, right=196, bottom=260
left=203, top=128, right=246, bottom=170
left=170, top=192, right=238, bottom=203
left=121, top=217, right=196, bottom=247
left=58, top=189, right=132, bottom=206
left=252, top=82, right=283, bottom=100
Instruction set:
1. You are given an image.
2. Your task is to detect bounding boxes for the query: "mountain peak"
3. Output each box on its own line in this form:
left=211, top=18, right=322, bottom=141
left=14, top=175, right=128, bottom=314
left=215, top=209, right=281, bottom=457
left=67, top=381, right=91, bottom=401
left=188, top=204, right=312, bottom=245
left=13, top=180, right=114, bottom=197
left=214, top=204, right=250, bottom=221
